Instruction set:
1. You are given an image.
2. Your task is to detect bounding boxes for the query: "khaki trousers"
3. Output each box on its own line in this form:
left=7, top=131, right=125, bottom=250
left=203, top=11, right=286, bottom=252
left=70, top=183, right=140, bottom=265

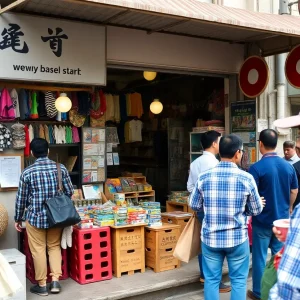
left=26, top=221, right=62, bottom=286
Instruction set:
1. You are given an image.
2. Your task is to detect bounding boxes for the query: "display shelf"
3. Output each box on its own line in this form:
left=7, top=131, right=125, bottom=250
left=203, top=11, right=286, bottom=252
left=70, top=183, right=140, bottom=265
left=166, top=201, right=193, bottom=213
left=49, top=143, right=80, bottom=147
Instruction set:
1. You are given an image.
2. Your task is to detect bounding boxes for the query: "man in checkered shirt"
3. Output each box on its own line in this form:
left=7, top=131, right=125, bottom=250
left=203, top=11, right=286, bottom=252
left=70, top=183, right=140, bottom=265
left=14, top=138, right=74, bottom=296
left=189, top=134, right=263, bottom=300
left=269, top=203, right=300, bottom=299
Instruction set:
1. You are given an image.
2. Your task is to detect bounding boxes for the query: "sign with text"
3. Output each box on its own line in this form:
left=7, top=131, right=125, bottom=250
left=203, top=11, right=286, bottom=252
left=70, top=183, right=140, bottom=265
left=0, top=13, right=106, bottom=85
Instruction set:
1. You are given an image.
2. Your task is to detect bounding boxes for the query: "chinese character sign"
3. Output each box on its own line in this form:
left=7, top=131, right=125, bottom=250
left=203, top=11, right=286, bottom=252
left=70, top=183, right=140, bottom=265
left=41, top=27, right=68, bottom=57
left=0, top=13, right=105, bottom=85
left=0, top=23, right=29, bottom=53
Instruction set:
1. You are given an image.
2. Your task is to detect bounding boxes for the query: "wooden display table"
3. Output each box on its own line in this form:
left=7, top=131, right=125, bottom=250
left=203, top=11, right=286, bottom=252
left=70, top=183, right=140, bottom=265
left=110, top=224, right=146, bottom=278
left=145, top=223, right=181, bottom=273
left=161, top=211, right=193, bottom=233
left=166, top=201, right=193, bottom=213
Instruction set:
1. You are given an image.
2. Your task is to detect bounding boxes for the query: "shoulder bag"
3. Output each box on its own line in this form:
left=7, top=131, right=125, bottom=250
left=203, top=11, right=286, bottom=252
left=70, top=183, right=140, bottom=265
left=45, top=163, right=81, bottom=228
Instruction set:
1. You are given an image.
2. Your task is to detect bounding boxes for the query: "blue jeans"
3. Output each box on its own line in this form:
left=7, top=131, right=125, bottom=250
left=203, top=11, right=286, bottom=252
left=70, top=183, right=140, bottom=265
left=202, top=240, right=250, bottom=300
left=251, top=224, right=283, bottom=299
left=197, top=211, right=205, bottom=278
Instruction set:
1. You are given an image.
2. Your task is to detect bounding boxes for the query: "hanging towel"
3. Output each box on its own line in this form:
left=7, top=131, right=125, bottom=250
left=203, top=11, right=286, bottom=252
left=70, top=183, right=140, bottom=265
left=30, top=92, right=38, bottom=119
left=113, top=95, right=120, bottom=123
left=99, top=90, right=107, bottom=116
left=37, top=92, right=47, bottom=117
left=10, top=89, right=20, bottom=118
left=0, top=88, right=15, bottom=120
left=0, top=253, right=23, bottom=298
left=18, top=89, right=30, bottom=120
left=45, top=91, right=57, bottom=118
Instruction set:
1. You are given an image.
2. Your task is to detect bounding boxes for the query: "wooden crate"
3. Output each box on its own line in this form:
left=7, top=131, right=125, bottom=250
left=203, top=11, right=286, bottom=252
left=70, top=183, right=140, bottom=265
left=161, top=212, right=193, bottom=233
left=166, top=201, right=194, bottom=213
left=111, top=224, right=146, bottom=278
left=145, top=224, right=181, bottom=273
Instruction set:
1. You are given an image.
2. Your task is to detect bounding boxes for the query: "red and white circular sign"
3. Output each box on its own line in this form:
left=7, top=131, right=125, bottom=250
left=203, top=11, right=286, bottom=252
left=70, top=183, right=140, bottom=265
left=285, top=45, right=300, bottom=88
left=239, top=56, right=269, bottom=98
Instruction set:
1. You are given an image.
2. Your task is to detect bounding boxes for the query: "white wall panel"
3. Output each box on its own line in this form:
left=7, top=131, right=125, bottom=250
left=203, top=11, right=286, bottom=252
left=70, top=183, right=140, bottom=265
left=107, top=27, right=244, bottom=74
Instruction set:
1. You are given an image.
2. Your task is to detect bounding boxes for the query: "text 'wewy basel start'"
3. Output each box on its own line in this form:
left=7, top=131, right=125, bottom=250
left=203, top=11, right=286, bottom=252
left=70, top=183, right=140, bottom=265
left=13, top=64, right=82, bottom=75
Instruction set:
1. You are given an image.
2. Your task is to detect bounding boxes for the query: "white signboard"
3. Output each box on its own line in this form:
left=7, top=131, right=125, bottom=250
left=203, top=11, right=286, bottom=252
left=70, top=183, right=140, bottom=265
left=257, top=119, right=268, bottom=133
left=0, top=13, right=106, bottom=85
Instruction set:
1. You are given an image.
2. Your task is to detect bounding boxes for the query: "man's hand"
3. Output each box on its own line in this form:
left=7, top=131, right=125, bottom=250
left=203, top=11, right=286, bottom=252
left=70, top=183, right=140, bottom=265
left=273, top=226, right=284, bottom=242
left=261, top=197, right=266, bottom=207
left=14, top=222, right=23, bottom=232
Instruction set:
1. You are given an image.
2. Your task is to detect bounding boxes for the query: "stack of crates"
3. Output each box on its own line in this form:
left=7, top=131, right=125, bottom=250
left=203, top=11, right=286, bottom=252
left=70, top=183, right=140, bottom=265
left=161, top=211, right=192, bottom=233
left=111, top=225, right=146, bottom=277
left=22, top=229, right=68, bottom=283
left=145, top=223, right=181, bottom=272
left=69, top=226, right=112, bottom=284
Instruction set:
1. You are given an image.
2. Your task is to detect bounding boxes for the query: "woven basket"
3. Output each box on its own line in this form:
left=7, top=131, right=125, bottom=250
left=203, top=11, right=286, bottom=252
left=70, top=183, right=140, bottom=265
left=0, top=204, right=8, bottom=236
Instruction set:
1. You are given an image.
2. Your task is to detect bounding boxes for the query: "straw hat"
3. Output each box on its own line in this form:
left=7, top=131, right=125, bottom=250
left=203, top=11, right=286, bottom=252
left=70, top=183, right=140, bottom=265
left=0, top=204, right=8, bottom=237
left=69, top=109, right=86, bottom=127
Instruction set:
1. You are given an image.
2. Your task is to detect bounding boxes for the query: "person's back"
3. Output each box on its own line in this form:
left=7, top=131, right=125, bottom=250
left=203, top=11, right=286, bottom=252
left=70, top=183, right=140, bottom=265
left=190, top=134, right=263, bottom=300
left=247, top=129, right=298, bottom=300
left=249, top=156, right=296, bottom=228
left=14, top=138, right=74, bottom=296
left=200, top=163, right=262, bottom=248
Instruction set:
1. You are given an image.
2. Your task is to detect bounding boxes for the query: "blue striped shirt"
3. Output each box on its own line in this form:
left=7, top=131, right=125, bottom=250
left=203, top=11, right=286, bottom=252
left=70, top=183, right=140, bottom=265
left=189, top=161, right=263, bottom=248
left=15, top=157, right=74, bottom=228
left=269, top=204, right=300, bottom=300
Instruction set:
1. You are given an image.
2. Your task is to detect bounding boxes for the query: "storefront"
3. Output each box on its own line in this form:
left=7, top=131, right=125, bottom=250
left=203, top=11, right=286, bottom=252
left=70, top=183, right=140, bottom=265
left=1, top=0, right=300, bottom=287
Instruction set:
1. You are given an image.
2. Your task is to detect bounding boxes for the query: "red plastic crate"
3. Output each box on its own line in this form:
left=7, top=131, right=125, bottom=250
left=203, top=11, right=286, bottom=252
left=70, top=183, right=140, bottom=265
left=69, top=226, right=112, bottom=284
left=22, top=229, right=69, bottom=284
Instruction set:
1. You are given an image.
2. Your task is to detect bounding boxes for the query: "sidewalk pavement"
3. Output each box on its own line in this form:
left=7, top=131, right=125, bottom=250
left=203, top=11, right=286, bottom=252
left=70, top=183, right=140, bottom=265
left=27, top=255, right=257, bottom=300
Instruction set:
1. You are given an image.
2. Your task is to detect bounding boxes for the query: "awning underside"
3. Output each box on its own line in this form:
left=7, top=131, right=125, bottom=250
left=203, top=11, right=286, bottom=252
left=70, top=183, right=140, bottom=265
left=7, top=0, right=300, bottom=56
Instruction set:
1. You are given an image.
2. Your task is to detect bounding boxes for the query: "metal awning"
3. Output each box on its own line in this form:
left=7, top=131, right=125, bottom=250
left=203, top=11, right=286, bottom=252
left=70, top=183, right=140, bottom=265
left=5, top=0, right=300, bottom=56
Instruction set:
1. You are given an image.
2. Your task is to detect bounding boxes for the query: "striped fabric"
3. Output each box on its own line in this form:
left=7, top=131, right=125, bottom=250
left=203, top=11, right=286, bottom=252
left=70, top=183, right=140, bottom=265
left=269, top=204, right=300, bottom=300
left=189, top=161, right=263, bottom=248
left=45, top=91, right=57, bottom=118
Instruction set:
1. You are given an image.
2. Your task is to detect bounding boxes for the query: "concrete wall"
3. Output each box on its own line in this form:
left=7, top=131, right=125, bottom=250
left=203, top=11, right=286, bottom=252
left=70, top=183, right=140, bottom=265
left=107, top=27, right=244, bottom=75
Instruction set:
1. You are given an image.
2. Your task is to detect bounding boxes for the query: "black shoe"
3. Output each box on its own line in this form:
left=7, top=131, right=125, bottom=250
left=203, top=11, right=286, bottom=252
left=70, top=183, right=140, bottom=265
left=50, top=281, right=61, bottom=294
left=30, top=285, right=48, bottom=296
left=219, top=282, right=231, bottom=293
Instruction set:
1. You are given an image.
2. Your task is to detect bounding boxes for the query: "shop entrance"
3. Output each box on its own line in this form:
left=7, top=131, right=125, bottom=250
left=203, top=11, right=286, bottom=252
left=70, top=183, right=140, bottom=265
left=104, top=68, right=225, bottom=207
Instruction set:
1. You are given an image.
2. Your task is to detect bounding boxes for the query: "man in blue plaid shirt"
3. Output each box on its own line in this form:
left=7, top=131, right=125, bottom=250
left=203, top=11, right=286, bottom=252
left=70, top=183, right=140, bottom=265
left=14, top=138, right=74, bottom=296
left=269, top=203, right=300, bottom=299
left=190, top=134, right=263, bottom=300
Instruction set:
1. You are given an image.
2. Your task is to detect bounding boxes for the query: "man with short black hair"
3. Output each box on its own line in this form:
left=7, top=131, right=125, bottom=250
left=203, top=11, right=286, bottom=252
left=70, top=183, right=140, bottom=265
left=247, top=129, right=298, bottom=300
left=14, top=138, right=74, bottom=296
left=187, top=130, right=230, bottom=293
left=190, top=134, right=263, bottom=300
left=283, top=140, right=300, bottom=165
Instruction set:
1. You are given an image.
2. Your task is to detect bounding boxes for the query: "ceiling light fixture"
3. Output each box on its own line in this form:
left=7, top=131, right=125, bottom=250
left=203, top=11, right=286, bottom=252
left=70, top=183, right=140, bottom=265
left=55, top=93, right=72, bottom=112
left=150, top=99, right=163, bottom=114
left=143, top=71, right=157, bottom=81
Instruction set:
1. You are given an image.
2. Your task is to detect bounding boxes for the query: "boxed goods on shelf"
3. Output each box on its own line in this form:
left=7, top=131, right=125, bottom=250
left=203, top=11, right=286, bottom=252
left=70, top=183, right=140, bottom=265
left=145, top=223, right=181, bottom=273
left=140, top=201, right=162, bottom=227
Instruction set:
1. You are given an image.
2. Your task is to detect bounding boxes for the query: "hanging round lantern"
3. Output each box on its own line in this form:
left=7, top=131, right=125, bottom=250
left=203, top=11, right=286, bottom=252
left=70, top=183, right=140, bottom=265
left=238, top=56, right=269, bottom=98
left=55, top=93, right=72, bottom=112
left=0, top=204, right=8, bottom=237
left=143, top=71, right=157, bottom=81
left=150, top=99, right=163, bottom=114
left=285, top=45, right=300, bottom=88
